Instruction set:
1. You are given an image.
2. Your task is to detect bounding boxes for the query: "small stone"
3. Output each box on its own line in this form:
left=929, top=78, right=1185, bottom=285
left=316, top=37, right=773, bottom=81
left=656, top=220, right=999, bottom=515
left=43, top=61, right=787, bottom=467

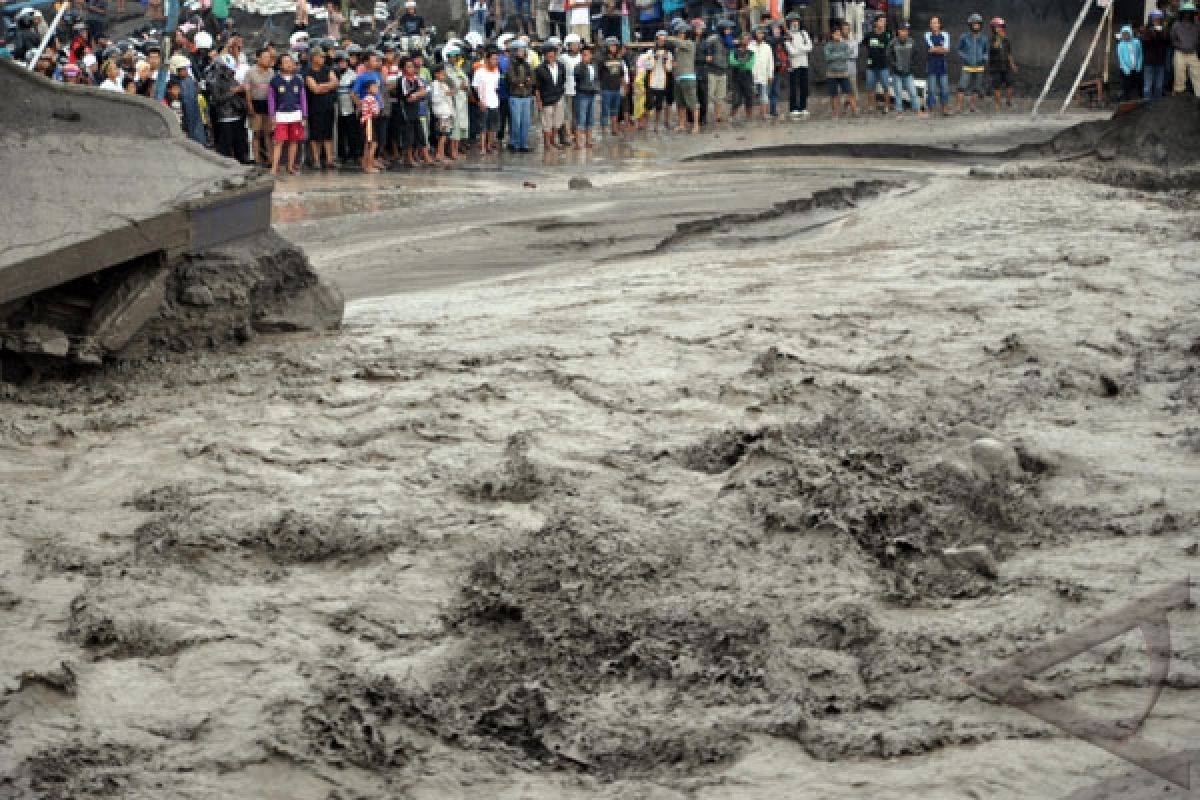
left=567, top=176, right=593, bottom=190
left=969, top=437, right=1019, bottom=480
left=941, top=545, right=1000, bottom=579
left=180, top=285, right=215, bottom=307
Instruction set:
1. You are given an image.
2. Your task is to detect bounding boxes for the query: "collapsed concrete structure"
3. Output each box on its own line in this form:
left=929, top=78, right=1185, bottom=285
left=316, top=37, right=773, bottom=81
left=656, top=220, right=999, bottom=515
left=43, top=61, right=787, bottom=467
left=0, top=59, right=343, bottom=377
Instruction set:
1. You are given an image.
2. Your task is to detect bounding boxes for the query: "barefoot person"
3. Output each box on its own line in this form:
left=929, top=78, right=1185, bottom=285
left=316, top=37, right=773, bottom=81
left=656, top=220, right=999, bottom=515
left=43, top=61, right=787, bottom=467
left=473, top=48, right=502, bottom=154
left=888, top=22, right=923, bottom=116
left=824, top=26, right=858, bottom=118
left=987, top=17, right=1017, bottom=110
left=268, top=54, right=307, bottom=175
left=956, top=12, right=988, bottom=113
left=358, top=78, right=381, bottom=172
left=924, top=15, right=951, bottom=115
left=702, top=19, right=733, bottom=124
left=573, top=44, right=599, bottom=148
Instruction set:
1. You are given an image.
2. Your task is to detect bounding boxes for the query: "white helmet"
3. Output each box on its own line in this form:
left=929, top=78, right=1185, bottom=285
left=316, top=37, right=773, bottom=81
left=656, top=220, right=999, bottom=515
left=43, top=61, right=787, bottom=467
left=194, top=30, right=213, bottom=49
left=563, top=32, right=581, bottom=46
left=463, top=31, right=484, bottom=48
left=289, top=30, right=310, bottom=46
left=496, top=32, right=514, bottom=50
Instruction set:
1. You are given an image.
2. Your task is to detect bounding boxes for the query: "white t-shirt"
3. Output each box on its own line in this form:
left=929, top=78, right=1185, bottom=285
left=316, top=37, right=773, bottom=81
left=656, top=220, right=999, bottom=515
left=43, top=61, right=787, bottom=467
left=472, top=66, right=500, bottom=109
left=567, top=0, right=589, bottom=26
left=100, top=78, right=122, bottom=92
left=561, top=51, right=580, bottom=94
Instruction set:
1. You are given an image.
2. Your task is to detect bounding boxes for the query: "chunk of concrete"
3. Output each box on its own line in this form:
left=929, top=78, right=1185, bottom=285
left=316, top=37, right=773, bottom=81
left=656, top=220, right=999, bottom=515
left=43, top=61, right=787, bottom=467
left=88, top=263, right=170, bottom=353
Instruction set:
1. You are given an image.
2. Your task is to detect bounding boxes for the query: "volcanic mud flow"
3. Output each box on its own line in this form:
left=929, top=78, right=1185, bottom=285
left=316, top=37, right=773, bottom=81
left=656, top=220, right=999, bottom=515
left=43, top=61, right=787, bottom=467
left=1, top=164, right=1200, bottom=800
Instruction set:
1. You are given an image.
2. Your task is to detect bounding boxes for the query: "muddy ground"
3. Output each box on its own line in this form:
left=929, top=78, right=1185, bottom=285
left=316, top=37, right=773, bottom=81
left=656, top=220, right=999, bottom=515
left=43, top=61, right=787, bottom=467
left=2, top=112, right=1199, bottom=800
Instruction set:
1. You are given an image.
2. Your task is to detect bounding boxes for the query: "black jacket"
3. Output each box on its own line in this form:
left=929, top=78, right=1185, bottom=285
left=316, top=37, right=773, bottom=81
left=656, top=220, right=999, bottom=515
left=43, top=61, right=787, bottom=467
left=207, top=66, right=246, bottom=121
left=534, top=60, right=566, bottom=104
left=573, top=61, right=599, bottom=94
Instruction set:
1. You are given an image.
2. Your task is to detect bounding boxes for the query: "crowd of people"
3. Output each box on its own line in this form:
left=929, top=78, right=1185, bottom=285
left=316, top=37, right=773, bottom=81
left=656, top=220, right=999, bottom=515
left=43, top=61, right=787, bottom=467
left=3, top=0, right=1197, bottom=175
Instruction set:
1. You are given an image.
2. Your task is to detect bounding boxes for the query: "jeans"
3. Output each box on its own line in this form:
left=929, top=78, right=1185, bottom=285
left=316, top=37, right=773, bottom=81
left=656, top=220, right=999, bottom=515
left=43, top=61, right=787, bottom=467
left=892, top=72, right=918, bottom=111
left=768, top=73, right=781, bottom=115
left=1143, top=63, right=1165, bottom=100
left=508, top=95, right=533, bottom=149
left=788, top=66, right=808, bottom=112
left=574, top=93, right=597, bottom=129
left=864, top=67, right=890, bottom=94
left=600, top=88, right=622, bottom=125
left=469, top=9, right=487, bottom=35
left=925, top=73, right=949, bottom=108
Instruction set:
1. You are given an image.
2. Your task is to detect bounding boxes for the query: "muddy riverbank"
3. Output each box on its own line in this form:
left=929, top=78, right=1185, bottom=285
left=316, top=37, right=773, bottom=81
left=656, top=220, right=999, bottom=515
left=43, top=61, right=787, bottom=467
left=2, top=111, right=1199, bottom=800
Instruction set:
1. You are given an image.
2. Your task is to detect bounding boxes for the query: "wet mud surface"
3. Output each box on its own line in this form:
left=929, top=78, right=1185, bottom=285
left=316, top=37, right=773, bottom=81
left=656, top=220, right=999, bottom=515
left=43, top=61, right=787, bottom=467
left=2, top=114, right=1200, bottom=799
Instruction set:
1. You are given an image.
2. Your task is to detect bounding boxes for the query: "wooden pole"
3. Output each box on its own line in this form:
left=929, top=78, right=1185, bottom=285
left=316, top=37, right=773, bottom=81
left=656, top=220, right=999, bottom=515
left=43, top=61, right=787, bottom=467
left=1032, top=0, right=1095, bottom=117
left=1101, top=0, right=1113, bottom=86
left=1061, top=1, right=1112, bottom=114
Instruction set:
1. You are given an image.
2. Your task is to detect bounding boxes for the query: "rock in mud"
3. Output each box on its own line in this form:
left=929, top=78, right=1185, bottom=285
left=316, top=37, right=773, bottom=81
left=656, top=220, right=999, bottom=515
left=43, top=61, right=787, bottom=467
left=968, top=437, right=1019, bottom=481
left=567, top=176, right=593, bottom=190
left=179, top=284, right=215, bottom=307
left=940, top=545, right=1000, bottom=579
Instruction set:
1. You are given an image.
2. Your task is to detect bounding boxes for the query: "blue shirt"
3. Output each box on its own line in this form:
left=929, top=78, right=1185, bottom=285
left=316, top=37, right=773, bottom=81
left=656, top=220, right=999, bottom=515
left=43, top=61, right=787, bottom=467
left=924, top=30, right=948, bottom=75
left=352, top=69, right=384, bottom=102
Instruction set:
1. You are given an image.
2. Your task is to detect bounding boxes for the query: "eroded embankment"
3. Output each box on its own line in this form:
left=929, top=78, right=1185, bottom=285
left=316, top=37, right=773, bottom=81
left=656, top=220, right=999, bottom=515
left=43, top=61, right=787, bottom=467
left=690, top=96, right=1200, bottom=190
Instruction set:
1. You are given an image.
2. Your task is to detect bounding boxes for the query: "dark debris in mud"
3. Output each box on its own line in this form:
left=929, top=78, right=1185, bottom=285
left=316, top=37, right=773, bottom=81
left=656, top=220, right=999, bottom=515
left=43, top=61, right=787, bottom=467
left=133, top=508, right=401, bottom=569
left=2, top=741, right=143, bottom=799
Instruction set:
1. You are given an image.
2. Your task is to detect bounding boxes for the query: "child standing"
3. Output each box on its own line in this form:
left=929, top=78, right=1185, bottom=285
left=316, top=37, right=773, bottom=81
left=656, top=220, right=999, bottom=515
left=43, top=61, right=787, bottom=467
left=430, top=62, right=454, bottom=163
left=164, top=78, right=185, bottom=129
left=359, top=79, right=381, bottom=172
left=268, top=54, right=308, bottom=175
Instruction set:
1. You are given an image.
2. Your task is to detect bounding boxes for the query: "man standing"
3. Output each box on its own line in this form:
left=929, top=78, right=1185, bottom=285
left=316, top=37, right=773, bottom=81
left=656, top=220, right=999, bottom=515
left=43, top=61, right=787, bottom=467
left=209, top=53, right=251, bottom=162
left=245, top=46, right=276, bottom=165
left=335, top=50, right=363, bottom=166
left=987, top=17, right=1017, bottom=110
left=863, top=13, right=891, bottom=114
left=535, top=42, right=568, bottom=150
left=1141, top=9, right=1170, bottom=101
left=784, top=13, right=812, bottom=117
left=887, top=22, right=922, bottom=115
left=171, top=53, right=209, bottom=145
left=924, top=14, right=950, bottom=114
left=506, top=39, right=536, bottom=151
left=1170, top=1, right=1198, bottom=95
left=956, top=11, right=988, bottom=113
left=473, top=47, right=502, bottom=154
left=749, top=26, right=773, bottom=119
left=305, top=48, right=339, bottom=168
left=701, top=18, right=732, bottom=125
left=670, top=19, right=700, bottom=133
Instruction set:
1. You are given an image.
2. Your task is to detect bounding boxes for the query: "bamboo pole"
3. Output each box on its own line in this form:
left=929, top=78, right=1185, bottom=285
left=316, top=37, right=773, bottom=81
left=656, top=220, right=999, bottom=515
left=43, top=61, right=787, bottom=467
left=25, top=4, right=68, bottom=70
left=1061, top=1, right=1112, bottom=114
left=1032, top=0, right=1095, bottom=117
left=1101, top=0, right=1113, bottom=85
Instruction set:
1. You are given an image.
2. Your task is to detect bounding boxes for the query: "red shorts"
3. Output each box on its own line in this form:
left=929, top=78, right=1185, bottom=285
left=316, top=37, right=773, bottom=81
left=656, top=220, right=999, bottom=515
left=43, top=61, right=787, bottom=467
left=273, top=120, right=306, bottom=142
